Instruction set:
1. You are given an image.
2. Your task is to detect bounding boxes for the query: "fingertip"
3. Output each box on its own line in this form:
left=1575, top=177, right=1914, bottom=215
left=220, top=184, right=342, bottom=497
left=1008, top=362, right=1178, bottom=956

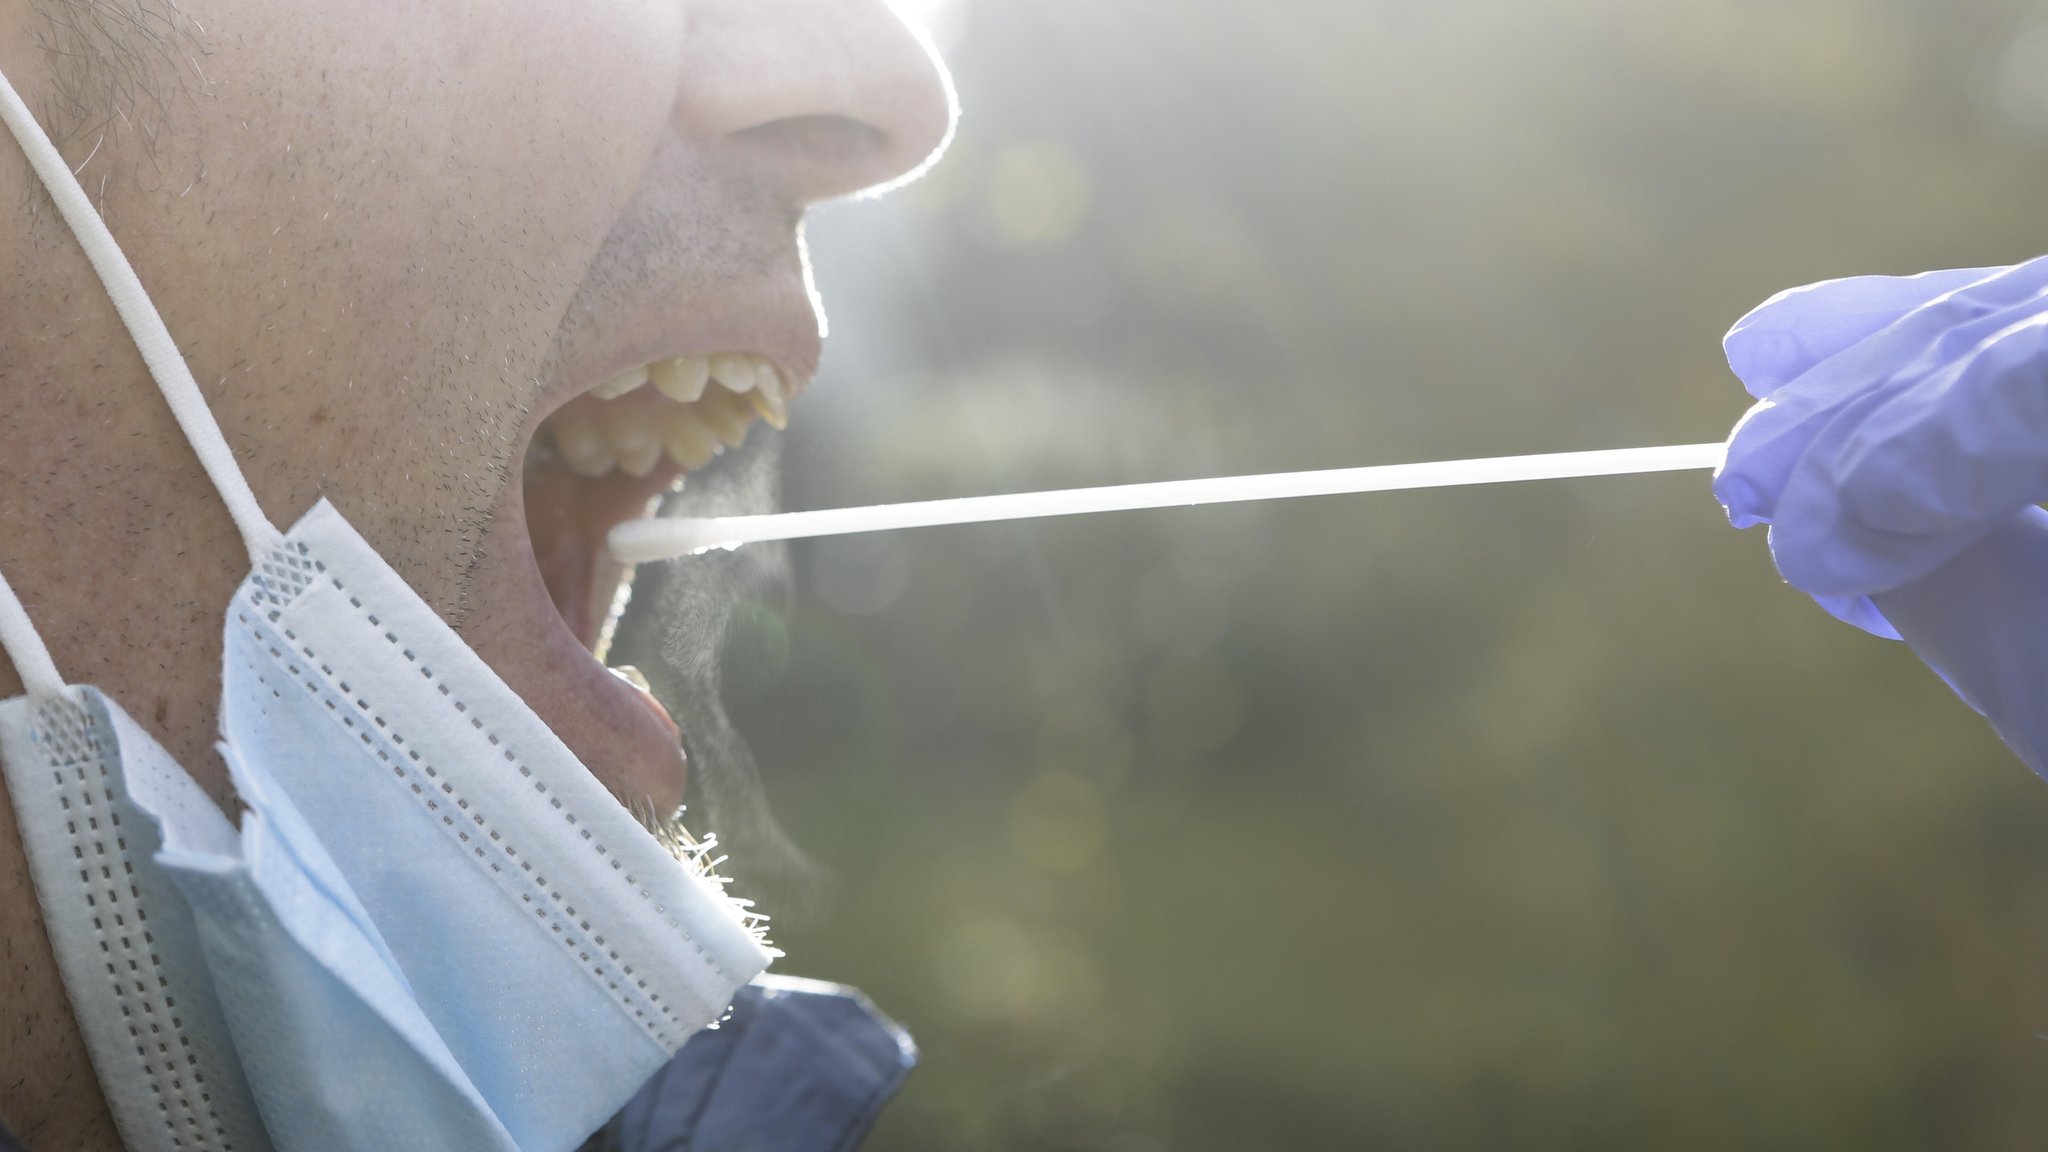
left=1722, top=325, right=1805, bottom=397
left=1711, top=466, right=1769, bottom=529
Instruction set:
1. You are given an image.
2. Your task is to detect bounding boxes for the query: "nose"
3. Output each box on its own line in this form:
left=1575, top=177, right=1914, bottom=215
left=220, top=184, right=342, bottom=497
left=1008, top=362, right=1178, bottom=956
left=676, top=0, right=958, bottom=204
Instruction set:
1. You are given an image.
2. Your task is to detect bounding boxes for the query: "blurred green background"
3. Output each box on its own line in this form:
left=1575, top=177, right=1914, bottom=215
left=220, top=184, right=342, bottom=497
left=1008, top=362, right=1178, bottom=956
left=724, top=1, right=2048, bottom=1146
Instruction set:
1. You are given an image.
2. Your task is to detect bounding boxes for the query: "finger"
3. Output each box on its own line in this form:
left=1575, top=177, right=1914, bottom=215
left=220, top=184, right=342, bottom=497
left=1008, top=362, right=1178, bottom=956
left=1724, top=265, right=2006, bottom=397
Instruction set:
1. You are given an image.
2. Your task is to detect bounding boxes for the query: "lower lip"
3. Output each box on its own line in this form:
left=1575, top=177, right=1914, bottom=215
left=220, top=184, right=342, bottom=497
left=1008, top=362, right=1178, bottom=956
left=619, top=669, right=683, bottom=741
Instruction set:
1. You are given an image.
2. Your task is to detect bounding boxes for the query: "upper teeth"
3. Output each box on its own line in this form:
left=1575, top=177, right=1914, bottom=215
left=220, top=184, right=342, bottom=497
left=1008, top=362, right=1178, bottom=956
left=589, top=363, right=651, bottom=400
left=547, top=352, right=798, bottom=479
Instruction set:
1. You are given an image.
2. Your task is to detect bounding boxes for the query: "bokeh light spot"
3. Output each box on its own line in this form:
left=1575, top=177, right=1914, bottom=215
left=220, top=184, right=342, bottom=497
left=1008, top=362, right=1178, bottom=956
left=1996, top=23, right=2048, bottom=132
left=979, top=140, right=1094, bottom=248
left=939, top=917, right=1040, bottom=1021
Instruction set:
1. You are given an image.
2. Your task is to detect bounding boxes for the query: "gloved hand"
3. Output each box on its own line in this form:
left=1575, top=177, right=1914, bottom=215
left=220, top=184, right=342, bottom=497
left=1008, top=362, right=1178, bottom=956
left=1715, top=255, right=2048, bottom=775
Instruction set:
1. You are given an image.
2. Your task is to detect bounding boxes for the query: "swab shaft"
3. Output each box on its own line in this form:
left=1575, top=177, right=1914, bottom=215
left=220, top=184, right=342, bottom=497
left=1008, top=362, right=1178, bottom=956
left=608, top=441, right=1728, bottom=563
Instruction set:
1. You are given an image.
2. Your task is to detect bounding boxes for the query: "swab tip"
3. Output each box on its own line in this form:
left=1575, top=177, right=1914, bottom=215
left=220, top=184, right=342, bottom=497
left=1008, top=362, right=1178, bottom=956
left=607, top=517, right=751, bottom=564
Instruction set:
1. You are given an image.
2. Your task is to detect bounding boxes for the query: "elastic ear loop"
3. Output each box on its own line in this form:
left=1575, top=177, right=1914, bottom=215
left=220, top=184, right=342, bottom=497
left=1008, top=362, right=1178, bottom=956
left=0, top=567, right=67, bottom=700
left=0, top=66, right=283, bottom=566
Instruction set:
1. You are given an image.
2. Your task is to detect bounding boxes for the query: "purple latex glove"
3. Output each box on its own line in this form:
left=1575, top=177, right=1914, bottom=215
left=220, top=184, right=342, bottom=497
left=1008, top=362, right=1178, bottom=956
left=1715, top=255, right=2048, bottom=774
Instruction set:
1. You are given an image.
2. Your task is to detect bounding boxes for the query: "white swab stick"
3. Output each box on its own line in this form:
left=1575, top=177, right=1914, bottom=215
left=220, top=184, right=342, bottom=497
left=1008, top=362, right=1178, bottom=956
left=608, top=441, right=1729, bottom=564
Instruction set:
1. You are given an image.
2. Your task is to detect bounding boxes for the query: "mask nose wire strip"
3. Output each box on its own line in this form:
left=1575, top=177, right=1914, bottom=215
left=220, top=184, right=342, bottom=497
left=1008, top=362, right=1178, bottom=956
left=608, top=440, right=1731, bottom=562
left=0, top=565, right=68, bottom=699
left=0, top=68, right=283, bottom=565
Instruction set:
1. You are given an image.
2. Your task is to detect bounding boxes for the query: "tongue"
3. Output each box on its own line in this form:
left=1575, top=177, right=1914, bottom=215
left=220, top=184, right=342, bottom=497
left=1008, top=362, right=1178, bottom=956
left=523, top=451, right=680, bottom=650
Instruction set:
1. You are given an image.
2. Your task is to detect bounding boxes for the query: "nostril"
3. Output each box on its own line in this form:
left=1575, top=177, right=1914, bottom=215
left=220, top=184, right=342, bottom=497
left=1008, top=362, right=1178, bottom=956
left=733, top=113, right=921, bottom=204
left=738, top=114, right=886, bottom=167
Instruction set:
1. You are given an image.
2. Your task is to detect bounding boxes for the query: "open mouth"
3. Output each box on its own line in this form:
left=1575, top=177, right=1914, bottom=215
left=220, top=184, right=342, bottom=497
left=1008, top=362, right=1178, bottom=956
left=524, top=353, right=798, bottom=646
left=517, top=350, right=805, bottom=767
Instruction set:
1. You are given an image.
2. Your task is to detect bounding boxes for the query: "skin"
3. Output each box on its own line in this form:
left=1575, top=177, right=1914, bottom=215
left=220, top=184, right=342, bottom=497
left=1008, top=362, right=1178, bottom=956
left=0, top=0, right=953, bottom=1146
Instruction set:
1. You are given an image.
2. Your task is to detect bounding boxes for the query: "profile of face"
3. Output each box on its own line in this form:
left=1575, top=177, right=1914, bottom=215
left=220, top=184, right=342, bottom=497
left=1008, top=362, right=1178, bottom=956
left=0, top=0, right=953, bottom=1144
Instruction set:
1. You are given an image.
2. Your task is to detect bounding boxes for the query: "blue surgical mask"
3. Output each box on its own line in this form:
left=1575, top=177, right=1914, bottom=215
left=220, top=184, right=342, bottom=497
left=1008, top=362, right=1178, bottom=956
left=0, top=63, right=771, bottom=1152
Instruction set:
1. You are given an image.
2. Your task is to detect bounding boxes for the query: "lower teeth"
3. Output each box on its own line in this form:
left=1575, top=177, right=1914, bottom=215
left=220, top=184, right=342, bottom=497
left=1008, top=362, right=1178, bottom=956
left=609, top=664, right=653, bottom=693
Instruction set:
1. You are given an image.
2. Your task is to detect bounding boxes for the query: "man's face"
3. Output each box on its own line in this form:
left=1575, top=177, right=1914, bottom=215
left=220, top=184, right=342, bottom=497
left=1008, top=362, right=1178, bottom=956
left=0, top=0, right=952, bottom=817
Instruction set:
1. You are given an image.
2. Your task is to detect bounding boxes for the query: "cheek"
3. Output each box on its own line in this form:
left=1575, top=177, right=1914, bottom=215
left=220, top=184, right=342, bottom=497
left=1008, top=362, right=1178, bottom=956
left=415, top=0, right=688, bottom=238
left=140, top=0, right=684, bottom=600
